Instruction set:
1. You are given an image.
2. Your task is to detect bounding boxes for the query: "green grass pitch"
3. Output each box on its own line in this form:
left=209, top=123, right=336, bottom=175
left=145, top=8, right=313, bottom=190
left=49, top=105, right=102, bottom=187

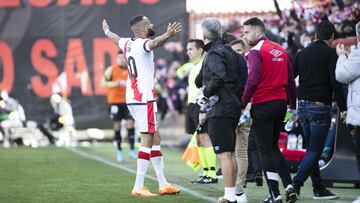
left=0, top=144, right=358, bottom=202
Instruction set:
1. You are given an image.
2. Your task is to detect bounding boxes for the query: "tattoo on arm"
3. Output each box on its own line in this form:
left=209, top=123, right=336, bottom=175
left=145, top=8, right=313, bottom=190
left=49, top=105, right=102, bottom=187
left=148, top=33, right=170, bottom=50
left=105, top=30, right=120, bottom=44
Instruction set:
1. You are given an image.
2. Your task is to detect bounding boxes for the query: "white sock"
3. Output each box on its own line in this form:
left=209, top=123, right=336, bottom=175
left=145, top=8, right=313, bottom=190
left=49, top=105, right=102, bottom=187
left=150, top=145, right=168, bottom=187
left=133, top=147, right=150, bottom=191
left=224, top=187, right=236, bottom=202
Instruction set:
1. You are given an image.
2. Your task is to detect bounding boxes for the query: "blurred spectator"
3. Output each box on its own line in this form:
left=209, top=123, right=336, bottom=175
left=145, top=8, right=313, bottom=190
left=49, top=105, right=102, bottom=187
left=164, top=41, right=186, bottom=63
left=299, top=32, right=314, bottom=48
left=50, top=94, right=76, bottom=147
left=0, top=91, right=26, bottom=147
left=165, top=61, right=187, bottom=116
left=341, top=20, right=357, bottom=37
left=0, top=91, right=55, bottom=147
left=224, top=19, right=242, bottom=39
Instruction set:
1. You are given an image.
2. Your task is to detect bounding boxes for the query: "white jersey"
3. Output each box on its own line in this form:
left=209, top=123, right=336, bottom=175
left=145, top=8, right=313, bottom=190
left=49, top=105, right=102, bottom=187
left=118, top=37, right=156, bottom=104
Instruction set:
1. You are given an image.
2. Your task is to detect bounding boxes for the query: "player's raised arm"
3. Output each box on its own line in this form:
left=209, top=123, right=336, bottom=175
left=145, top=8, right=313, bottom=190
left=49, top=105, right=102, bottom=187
left=102, top=19, right=120, bottom=44
left=148, top=22, right=182, bottom=51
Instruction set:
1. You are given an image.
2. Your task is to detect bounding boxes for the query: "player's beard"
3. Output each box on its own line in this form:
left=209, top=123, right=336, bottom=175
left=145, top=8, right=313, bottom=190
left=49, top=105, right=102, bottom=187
left=147, top=28, right=155, bottom=37
left=246, top=38, right=256, bottom=47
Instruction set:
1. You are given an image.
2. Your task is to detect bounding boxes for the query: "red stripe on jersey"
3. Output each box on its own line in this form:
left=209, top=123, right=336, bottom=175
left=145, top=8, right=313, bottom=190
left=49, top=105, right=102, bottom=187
left=131, top=78, right=142, bottom=102
left=137, top=151, right=150, bottom=160
left=150, top=150, right=162, bottom=158
left=123, top=39, right=142, bottom=102
left=147, top=102, right=155, bottom=134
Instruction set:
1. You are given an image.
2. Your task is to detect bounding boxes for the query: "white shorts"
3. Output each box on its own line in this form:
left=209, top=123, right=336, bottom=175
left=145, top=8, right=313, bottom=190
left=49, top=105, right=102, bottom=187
left=127, top=101, right=158, bottom=134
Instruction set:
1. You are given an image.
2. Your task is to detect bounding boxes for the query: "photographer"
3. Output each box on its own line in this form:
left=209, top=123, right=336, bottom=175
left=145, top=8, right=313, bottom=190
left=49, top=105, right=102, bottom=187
left=199, top=18, right=244, bottom=203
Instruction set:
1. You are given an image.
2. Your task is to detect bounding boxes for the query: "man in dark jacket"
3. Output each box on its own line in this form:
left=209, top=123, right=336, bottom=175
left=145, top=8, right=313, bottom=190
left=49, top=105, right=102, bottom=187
left=198, top=18, right=245, bottom=203
left=292, top=21, right=346, bottom=200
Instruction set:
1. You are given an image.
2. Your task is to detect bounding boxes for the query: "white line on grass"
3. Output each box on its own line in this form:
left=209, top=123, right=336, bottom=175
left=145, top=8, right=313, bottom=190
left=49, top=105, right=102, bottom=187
left=68, top=147, right=217, bottom=202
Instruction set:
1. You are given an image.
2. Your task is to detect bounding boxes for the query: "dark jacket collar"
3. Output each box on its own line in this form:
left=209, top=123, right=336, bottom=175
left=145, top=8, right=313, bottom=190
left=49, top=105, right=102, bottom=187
left=313, top=40, right=328, bottom=46
left=203, top=38, right=224, bottom=52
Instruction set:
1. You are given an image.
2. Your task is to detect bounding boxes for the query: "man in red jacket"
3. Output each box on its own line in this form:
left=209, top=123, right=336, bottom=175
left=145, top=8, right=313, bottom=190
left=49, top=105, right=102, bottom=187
left=242, top=17, right=298, bottom=203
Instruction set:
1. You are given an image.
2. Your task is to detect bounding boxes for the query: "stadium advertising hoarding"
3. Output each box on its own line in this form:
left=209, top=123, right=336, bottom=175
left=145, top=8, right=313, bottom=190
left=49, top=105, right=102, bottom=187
left=0, top=0, right=187, bottom=128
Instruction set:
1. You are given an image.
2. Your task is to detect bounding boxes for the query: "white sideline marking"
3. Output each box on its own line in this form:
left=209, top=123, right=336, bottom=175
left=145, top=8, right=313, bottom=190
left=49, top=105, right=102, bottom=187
left=68, top=147, right=217, bottom=202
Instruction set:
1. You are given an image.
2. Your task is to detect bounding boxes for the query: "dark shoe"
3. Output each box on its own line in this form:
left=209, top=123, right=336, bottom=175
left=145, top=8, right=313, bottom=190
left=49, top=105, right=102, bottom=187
left=190, top=176, right=205, bottom=184
left=243, top=181, right=247, bottom=188
left=263, top=195, right=282, bottom=203
left=217, top=196, right=237, bottom=203
left=285, top=184, right=299, bottom=203
left=313, top=188, right=338, bottom=200
left=254, top=173, right=263, bottom=187
left=216, top=168, right=223, bottom=179
left=198, top=176, right=218, bottom=184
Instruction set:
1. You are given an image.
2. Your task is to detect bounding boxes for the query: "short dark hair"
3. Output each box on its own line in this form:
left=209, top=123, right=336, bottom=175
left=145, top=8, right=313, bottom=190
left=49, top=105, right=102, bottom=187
left=188, top=39, right=204, bottom=49
left=130, top=15, right=144, bottom=27
left=315, top=21, right=336, bottom=40
left=229, top=39, right=245, bottom=47
left=222, top=32, right=236, bottom=44
left=243, top=17, right=265, bottom=33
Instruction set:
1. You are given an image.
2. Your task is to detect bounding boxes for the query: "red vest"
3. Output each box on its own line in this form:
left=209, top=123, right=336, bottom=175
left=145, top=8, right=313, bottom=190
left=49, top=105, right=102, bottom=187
left=251, top=39, right=289, bottom=104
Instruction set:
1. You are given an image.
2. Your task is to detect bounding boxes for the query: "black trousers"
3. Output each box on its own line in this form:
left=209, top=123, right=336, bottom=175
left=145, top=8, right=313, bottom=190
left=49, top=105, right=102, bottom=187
left=250, top=100, right=293, bottom=197
left=247, top=126, right=262, bottom=178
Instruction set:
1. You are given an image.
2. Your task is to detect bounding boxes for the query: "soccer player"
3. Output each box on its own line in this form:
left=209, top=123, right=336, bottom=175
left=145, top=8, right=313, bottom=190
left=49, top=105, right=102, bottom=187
left=102, top=16, right=181, bottom=197
left=101, top=51, right=136, bottom=162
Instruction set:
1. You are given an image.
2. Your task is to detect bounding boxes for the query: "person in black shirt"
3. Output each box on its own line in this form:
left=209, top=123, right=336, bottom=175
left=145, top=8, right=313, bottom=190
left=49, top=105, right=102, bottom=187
left=292, top=21, right=346, bottom=200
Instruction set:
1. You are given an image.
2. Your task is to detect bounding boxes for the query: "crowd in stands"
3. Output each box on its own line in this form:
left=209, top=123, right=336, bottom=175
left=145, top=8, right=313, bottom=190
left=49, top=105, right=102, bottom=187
left=153, top=0, right=360, bottom=122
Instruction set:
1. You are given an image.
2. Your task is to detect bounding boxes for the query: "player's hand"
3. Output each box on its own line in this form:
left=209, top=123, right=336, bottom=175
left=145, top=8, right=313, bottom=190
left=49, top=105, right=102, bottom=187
left=166, top=22, right=182, bottom=37
left=103, top=19, right=110, bottom=33
left=336, top=44, right=348, bottom=56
